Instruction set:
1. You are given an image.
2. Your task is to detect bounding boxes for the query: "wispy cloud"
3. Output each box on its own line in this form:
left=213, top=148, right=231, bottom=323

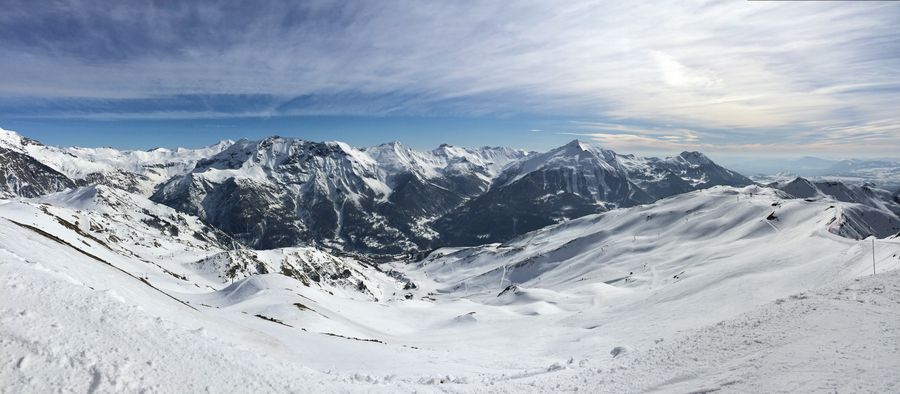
left=562, top=118, right=900, bottom=157
left=1, top=0, right=899, bottom=155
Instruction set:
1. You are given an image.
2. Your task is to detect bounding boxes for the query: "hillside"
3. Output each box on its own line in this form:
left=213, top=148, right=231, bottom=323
left=2, top=185, right=898, bottom=392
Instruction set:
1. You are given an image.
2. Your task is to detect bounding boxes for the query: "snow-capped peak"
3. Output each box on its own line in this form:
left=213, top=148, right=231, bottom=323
left=562, top=138, right=594, bottom=152
left=498, top=139, right=620, bottom=186
left=0, top=127, right=28, bottom=152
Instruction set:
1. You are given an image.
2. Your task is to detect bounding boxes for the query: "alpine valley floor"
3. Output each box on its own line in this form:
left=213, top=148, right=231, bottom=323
left=2, top=185, right=899, bottom=393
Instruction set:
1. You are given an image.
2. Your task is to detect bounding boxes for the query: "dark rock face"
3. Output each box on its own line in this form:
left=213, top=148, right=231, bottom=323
left=152, top=139, right=404, bottom=252
left=0, top=147, right=76, bottom=198
left=77, top=170, right=153, bottom=195
left=433, top=171, right=615, bottom=246
left=151, top=137, right=526, bottom=253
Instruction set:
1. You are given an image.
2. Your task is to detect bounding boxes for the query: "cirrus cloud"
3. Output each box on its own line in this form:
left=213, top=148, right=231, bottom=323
left=0, top=0, right=898, bottom=155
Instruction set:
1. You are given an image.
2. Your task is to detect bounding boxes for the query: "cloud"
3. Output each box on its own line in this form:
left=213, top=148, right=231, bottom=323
left=1, top=0, right=899, bottom=155
left=561, top=117, right=900, bottom=157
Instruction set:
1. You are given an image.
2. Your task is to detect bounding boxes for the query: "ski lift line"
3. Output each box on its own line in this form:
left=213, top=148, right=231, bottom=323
left=872, top=237, right=876, bottom=276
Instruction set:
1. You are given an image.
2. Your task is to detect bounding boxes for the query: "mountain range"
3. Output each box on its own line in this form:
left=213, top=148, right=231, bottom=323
left=1, top=128, right=757, bottom=253
left=729, top=155, right=900, bottom=192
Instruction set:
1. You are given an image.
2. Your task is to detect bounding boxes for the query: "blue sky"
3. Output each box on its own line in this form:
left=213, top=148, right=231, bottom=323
left=1, top=1, right=899, bottom=158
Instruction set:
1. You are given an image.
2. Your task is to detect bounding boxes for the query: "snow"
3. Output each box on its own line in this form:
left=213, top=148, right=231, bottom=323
left=0, top=127, right=233, bottom=195
left=769, top=177, right=900, bottom=238
left=0, top=245, right=394, bottom=393
left=487, top=269, right=900, bottom=393
left=364, top=141, right=529, bottom=182
left=1, top=129, right=899, bottom=391
left=176, top=137, right=526, bottom=206
left=2, top=183, right=900, bottom=392
left=501, top=139, right=619, bottom=186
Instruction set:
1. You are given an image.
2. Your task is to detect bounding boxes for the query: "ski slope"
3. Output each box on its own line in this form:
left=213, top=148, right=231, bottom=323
left=1, top=185, right=899, bottom=392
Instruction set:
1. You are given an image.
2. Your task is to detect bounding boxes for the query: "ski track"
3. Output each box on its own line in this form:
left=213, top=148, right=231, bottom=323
left=494, top=270, right=900, bottom=393
left=1, top=183, right=899, bottom=392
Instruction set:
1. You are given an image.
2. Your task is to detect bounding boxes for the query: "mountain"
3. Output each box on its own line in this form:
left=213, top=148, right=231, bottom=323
left=363, top=141, right=529, bottom=218
left=616, top=150, right=753, bottom=198
left=774, top=176, right=821, bottom=199
left=734, top=155, right=900, bottom=193
left=771, top=177, right=900, bottom=238
left=827, top=158, right=900, bottom=175
left=823, top=159, right=900, bottom=191
left=433, top=140, right=753, bottom=246
left=794, top=156, right=840, bottom=171
left=0, top=128, right=232, bottom=196
left=0, top=146, right=77, bottom=198
left=151, top=136, right=528, bottom=253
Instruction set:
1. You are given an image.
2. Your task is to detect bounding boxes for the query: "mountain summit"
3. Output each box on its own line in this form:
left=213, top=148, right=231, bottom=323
left=434, top=140, right=753, bottom=245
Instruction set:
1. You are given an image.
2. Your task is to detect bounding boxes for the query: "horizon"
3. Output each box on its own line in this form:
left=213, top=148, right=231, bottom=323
left=5, top=125, right=900, bottom=167
left=2, top=1, right=899, bottom=158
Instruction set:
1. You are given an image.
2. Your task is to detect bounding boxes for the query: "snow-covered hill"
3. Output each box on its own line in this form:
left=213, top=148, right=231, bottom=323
left=0, top=185, right=397, bottom=298
left=771, top=177, right=900, bottom=238
left=3, top=184, right=899, bottom=392
left=490, top=269, right=900, bottom=393
left=416, top=186, right=897, bottom=308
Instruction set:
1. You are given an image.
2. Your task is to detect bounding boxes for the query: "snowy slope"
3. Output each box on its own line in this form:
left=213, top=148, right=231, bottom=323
left=484, top=269, right=900, bottom=393
left=4, top=127, right=900, bottom=392
left=415, top=185, right=900, bottom=341
left=4, top=185, right=395, bottom=297
left=2, top=184, right=899, bottom=392
left=0, top=214, right=412, bottom=393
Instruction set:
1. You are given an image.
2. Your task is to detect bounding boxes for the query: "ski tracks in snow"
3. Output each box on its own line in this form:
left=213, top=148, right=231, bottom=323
left=498, top=270, right=900, bottom=393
